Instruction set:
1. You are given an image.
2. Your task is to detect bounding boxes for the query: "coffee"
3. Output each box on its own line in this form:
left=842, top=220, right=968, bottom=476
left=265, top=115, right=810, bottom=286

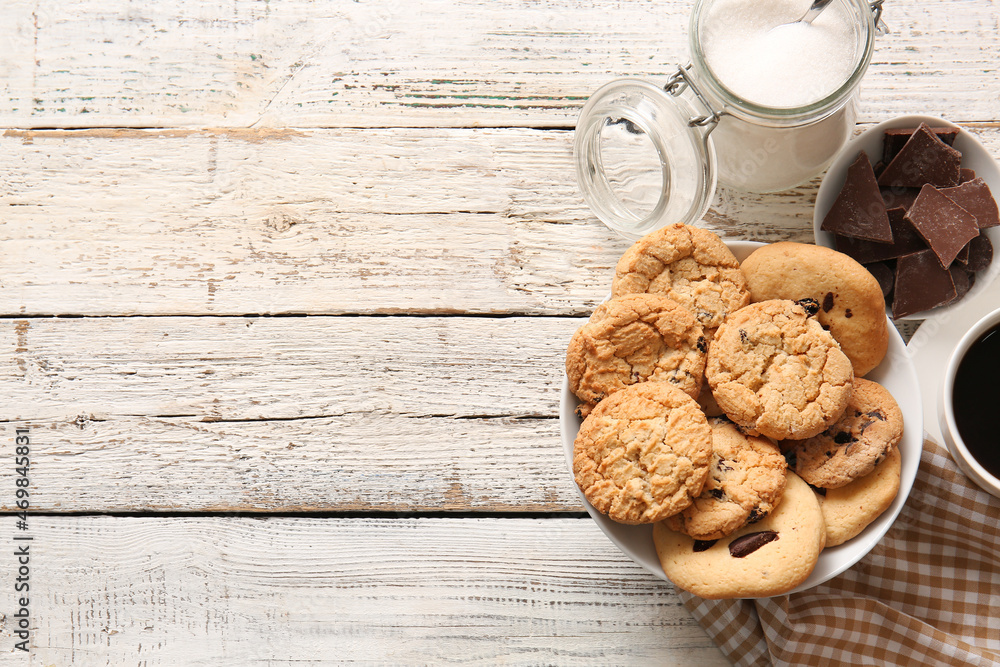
left=952, top=323, right=1000, bottom=479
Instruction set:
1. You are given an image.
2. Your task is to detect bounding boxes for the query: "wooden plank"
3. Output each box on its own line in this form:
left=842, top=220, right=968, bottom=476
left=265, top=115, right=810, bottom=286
left=1, top=315, right=585, bottom=511
left=2, top=415, right=579, bottom=512
left=2, top=315, right=576, bottom=421
left=7, top=125, right=999, bottom=317
left=1, top=516, right=729, bottom=666
left=1, top=0, right=997, bottom=128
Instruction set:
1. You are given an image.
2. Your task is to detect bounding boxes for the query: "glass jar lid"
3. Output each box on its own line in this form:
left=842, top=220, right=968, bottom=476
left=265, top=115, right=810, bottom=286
left=574, top=77, right=718, bottom=240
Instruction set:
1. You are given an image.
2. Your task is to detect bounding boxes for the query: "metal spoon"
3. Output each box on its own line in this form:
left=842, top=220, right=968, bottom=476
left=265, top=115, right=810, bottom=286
left=796, top=0, right=836, bottom=24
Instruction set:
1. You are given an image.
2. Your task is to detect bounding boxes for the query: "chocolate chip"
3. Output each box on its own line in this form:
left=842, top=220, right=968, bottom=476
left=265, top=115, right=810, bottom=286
left=845, top=308, right=853, bottom=318
left=728, top=531, right=779, bottom=558
left=697, top=336, right=708, bottom=353
left=795, top=298, right=820, bottom=316
left=709, top=488, right=724, bottom=500
left=833, top=431, right=854, bottom=445
left=747, top=508, right=766, bottom=524
left=783, top=449, right=797, bottom=468
left=693, top=539, right=717, bottom=553
left=822, top=292, right=835, bottom=312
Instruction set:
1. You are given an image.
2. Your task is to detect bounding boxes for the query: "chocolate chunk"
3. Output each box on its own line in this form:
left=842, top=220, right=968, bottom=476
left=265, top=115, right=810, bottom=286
left=835, top=208, right=926, bottom=264
left=965, top=234, right=994, bottom=272
left=728, top=531, right=779, bottom=558
left=795, top=298, right=821, bottom=316
left=821, top=150, right=893, bottom=242
left=693, top=539, right=718, bottom=553
left=865, top=261, right=895, bottom=298
left=960, top=168, right=978, bottom=184
left=950, top=265, right=974, bottom=301
left=877, top=123, right=963, bottom=189
left=882, top=126, right=960, bottom=165
left=955, top=241, right=971, bottom=265
left=938, top=177, right=1000, bottom=229
left=822, top=292, right=835, bottom=312
left=905, top=184, right=979, bottom=267
left=880, top=186, right=921, bottom=212
left=892, top=249, right=958, bottom=318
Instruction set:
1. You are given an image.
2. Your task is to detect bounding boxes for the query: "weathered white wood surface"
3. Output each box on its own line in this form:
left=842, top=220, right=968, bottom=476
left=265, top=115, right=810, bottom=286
left=2, top=316, right=582, bottom=512
left=2, top=0, right=997, bottom=662
left=4, top=124, right=999, bottom=317
left=1, top=0, right=997, bottom=128
left=0, top=517, right=728, bottom=666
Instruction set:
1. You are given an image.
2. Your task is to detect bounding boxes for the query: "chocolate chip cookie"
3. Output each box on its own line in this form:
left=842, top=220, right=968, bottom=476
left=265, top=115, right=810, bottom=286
left=653, top=471, right=826, bottom=599
left=573, top=382, right=712, bottom=525
left=705, top=299, right=854, bottom=441
left=785, top=378, right=903, bottom=489
left=612, top=223, right=750, bottom=333
left=739, top=242, right=889, bottom=376
left=566, top=294, right=708, bottom=411
left=818, top=446, right=901, bottom=547
left=663, top=418, right=787, bottom=540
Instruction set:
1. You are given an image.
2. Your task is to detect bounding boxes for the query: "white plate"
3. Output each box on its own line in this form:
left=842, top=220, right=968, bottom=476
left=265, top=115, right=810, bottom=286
left=813, top=114, right=1000, bottom=320
left=559, top=240, right=923, bottom=597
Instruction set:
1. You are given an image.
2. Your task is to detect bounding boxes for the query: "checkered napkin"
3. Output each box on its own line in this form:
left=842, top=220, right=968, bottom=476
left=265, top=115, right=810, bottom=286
left=679, top=440, right=1000, bottom=667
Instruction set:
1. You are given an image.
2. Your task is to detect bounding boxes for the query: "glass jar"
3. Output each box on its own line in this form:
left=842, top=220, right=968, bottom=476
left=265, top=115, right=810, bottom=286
left=574, top=0, right=885, bottom=240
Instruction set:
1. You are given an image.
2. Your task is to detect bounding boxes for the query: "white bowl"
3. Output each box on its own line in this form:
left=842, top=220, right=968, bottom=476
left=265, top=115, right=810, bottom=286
left=559, top=240, right=923, bottom=597
left=939, top=307, right=1000, bottom=499
left=813, top=115, right=1000, bottom=320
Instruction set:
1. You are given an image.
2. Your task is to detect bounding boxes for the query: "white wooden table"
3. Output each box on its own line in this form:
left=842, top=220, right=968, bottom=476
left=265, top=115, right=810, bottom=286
left=2, top=1, right=998, bottom=664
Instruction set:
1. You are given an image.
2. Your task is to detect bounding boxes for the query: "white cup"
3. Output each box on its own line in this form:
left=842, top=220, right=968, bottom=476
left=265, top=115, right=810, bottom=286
left=940, top=307, right=1000, bottom=499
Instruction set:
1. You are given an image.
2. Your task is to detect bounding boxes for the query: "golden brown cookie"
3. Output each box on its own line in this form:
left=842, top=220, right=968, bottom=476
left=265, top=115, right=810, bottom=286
left=739, top=242, right=889, bottom=376
left=612, top=223, right=751, bottom=333
left=785, top=378, right=903, bottom=489
left=566, top=294, right=708, bottom=411
left=705, top=299, right=854, bottom=441
left=663, top=418, right=787, bottom=540
left=653, top=471, right=826, bottom=599
left=818, top=446, right=901, bottom=547
left=573, top=382, right=712, bottom=525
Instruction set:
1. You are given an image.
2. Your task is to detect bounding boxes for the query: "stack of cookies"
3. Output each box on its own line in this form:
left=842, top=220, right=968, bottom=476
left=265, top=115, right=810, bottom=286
left=566, top=224, right=905, bottom=599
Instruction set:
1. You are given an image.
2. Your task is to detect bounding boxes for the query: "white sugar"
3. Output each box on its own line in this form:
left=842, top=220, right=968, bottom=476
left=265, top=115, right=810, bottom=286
left=700, top=0, right=860, bottom=108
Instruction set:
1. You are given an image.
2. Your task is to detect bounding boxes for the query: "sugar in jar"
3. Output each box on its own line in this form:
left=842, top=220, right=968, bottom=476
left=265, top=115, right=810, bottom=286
left=574, top=0, right=885, bottom=239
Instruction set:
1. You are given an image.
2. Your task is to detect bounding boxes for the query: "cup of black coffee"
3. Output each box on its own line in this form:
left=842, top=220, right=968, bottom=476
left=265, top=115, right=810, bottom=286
left=940, top=307, right=1000, bottom=498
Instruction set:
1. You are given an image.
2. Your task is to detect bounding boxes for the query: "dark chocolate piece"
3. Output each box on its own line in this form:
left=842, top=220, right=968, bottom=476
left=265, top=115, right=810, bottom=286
left=950, top=265, right=974, bottom=301
left=834, top=208, right=926, bottom=264
left=882, top=126, right=960, bottom=165
left=880, top=186, right=921, bottom=212
left=960, top=168, right=978, bottom=184
left=892, top=249, right=958, bottom=318
left=877, top=123, right=963, bottom=189
left=693, top=539, right=718, bottom=553
left=938, top=177, right=1000, bottom=229
left=905, top=184, right=979, bottom=267
left=728, top=531, right=779, bottom=558
left=821, top=151, right=893, bottom=242
left=955, top=241, right=971, bottom=265
left=965, top=234, right=994, bottom=272
left=865, top=261, right=895, bottom=298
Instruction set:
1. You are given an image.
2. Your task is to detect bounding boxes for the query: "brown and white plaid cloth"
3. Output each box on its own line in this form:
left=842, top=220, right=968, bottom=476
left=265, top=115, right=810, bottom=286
left=680, top=440, right=1000, bottom=666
